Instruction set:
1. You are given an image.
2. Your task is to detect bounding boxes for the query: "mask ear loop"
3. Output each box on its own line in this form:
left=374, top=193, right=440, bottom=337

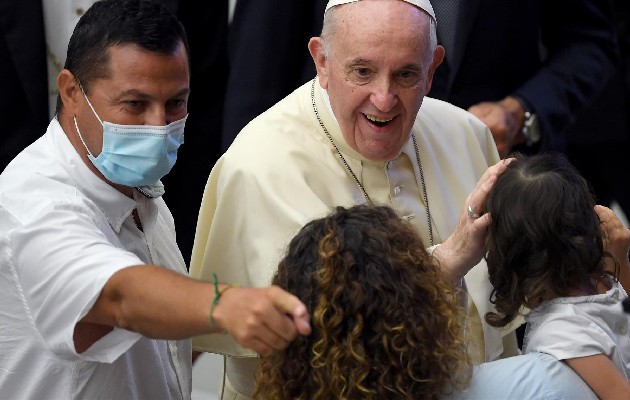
left=78, top=83, right=104, bottom=126
left=74, top=82, right=103, bottom=159
left=74, top=116, right=96, bottom=159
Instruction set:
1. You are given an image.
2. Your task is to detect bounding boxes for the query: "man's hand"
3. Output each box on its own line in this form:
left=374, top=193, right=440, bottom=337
left=211, top=286, right=311, bottom=356
left=468, top=97, right=526, bottom=158
left=433, top=158, right=513, bottom=282
left=595, top=205, right=630, bottom=291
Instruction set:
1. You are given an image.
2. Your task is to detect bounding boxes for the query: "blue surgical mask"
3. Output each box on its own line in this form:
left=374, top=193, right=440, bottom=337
left=74, top=88, right=187, bottom=187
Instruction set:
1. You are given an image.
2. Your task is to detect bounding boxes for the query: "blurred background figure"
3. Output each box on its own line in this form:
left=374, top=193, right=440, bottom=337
left=220, top=0, right=327, bottom=151
left=0, top=1, right=49, bottom=173
left=427, top=0, right=627, bottom=223
left=565, top=0, right=629, bottom=224
left=427, top=0, right=617, bottom=158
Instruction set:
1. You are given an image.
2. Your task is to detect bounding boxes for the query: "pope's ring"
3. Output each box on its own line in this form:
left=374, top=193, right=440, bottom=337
left=467, top=205, right=480, bottom=220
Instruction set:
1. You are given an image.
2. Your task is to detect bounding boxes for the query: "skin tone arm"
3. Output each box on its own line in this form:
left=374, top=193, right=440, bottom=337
left=433, top=158, right=514, bottom=283
left=569, top=207, right=630, bottom=399
left=75, top=265, right=311, bottom=356
left=595, top=205, right=630, bottom=292
left=565, top=354, right=630, bottom=399
left=468, top=97, right=527, bottom=158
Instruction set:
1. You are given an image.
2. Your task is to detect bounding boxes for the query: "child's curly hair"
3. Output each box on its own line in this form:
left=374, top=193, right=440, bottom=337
left=254, top=205, right=470, bottom=399
left=485, top=153, right=617, bottom=328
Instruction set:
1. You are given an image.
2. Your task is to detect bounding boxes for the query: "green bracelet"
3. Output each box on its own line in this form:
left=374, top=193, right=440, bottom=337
left=209, top=273, right=221, bottom=329
left=209, top=273, right=235, bottom=330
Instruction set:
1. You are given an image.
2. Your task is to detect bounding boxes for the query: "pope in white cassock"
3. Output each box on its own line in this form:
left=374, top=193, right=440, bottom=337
left=190, top=0, right=519, bottom=398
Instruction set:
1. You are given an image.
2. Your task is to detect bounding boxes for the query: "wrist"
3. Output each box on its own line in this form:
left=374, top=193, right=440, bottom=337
left=499, top=96, right=526, bottom=143
left=432, top=242, right=467, bottom=284
left=208, top=273, right=237, bottom=333
left=509, top=96, right=541, bottom=146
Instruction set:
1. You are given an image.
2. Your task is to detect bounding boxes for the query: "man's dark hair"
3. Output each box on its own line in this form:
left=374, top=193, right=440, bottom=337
left=56, top=0, right=189, bottom=115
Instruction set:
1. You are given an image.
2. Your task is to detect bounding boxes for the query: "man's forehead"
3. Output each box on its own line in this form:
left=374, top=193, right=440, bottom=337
left=325, top=0, right=436, bottom=22
left=92, top=43, right=190, bottom=91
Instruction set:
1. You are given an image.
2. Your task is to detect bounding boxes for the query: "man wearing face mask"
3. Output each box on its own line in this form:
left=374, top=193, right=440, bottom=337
left=0, top=1, right=310, bottom=399
left=73, top=82, right=188, bottom=195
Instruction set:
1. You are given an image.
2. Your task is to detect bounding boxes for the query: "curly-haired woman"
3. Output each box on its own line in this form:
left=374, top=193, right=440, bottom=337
left=254, top=204, right=471, bottom=400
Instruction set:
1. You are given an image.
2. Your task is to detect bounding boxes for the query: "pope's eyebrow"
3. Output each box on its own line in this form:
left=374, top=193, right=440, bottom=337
left=397, top=63, right=423, bottom=73
left=344, top=59, right=424, bottom=74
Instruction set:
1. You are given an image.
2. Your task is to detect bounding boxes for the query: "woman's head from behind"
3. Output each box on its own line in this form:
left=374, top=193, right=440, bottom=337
left=255, top=204, right=469, bottom=400
left=485, top=153, right=610, bottom=327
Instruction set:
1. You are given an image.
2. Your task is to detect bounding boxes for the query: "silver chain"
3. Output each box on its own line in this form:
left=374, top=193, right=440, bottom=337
left=310, top=78, right=434, bottom=246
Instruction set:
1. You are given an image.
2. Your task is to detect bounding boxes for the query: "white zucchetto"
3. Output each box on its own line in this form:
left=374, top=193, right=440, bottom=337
left=325, top=0, right=436, bottom=21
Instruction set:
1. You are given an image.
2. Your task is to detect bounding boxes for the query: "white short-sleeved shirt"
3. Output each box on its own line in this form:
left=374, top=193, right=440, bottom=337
left=0, top=119, right=191, bottom=399
left=524, top=281, right=630, bottom=379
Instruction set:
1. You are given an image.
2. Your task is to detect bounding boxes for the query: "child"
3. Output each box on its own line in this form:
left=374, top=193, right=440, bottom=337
left=254, top=204, right=471, bottom=400
left=485, top=153, right=630, bottom=399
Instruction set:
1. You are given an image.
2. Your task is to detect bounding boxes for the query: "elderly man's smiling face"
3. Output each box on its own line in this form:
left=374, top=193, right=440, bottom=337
left=310, top=0, right=443, bottom=161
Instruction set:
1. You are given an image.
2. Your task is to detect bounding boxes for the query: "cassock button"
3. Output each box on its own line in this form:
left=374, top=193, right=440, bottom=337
left=394, top=186, right=402, bottom=195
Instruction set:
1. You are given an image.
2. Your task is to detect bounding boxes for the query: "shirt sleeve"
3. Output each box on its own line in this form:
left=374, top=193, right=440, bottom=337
left=525, top=312, right=616, bottom=360
left=10, top=200, right=145, bottom=362
left=444, top=352, right=598, bottom=400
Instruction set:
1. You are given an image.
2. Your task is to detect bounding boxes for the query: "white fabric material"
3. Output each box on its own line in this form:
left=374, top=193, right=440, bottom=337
left=325, top=0, right=436, bottom=21
left=524, top=281, right=630, bottom=379
left=190, top=78, right=505, bottom=398
left=42, top=0, right=98, bottom=118
left=445, top=352, right=597, bottom=400
left=0, top=119, right=191, bottom=399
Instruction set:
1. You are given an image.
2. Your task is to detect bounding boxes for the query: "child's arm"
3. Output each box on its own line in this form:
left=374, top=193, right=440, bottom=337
left=595, top=205, right=630, bottom=291
left=565, top=354, right=630, bottom=399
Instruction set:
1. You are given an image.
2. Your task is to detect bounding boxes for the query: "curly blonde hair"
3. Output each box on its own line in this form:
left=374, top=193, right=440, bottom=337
left=254, top=205, right=470, bottom=399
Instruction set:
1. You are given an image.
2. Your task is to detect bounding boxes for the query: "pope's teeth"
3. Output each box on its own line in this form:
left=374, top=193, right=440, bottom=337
left=365, top=114, right=393, bottom=123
